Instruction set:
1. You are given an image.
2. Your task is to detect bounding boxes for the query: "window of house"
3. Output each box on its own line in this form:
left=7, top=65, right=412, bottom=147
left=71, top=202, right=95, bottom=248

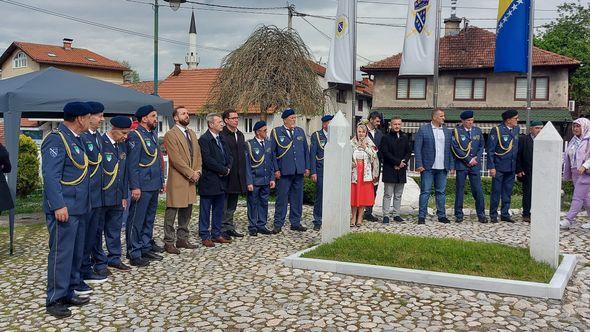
left=337, top=89, right=347, bottom=103
left=515, top=77, right=549, bottom=100
left=454, top=78, right=486, bottom=100
left=396, top=78, right=426, bottom=99
left=12, top=52, right=27, bottom=68
left=243, top=117, right=254, bottom=133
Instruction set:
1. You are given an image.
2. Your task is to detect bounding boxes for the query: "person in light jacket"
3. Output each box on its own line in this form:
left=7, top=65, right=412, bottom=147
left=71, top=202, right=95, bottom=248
left=350, top=123, right=379, bottom=227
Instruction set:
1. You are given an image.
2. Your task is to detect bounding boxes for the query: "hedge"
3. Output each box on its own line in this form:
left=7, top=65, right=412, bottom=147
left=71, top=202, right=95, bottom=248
left=17, top=134, right=40, bottom=197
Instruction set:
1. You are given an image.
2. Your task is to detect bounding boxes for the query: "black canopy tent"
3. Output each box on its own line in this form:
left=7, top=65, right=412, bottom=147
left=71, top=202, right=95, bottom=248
left=0, top=67, right=174, bottom=254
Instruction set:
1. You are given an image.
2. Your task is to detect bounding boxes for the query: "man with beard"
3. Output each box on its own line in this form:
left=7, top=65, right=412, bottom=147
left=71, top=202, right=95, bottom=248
left=126, top=105, right=165, bottom=266
left=162, top=106, right=202, bottom=254
left=364, top=111, right=383, bottom=222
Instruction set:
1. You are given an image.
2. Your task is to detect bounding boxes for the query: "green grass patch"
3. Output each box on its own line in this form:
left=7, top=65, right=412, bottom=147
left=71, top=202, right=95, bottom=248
left=303, top=232, right=556, bottom=283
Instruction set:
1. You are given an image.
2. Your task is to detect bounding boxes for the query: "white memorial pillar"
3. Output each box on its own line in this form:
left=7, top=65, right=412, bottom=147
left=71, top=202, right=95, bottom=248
left=530, top=122, right=562, bottom=268
left=321, top=111, right=352, bottom=243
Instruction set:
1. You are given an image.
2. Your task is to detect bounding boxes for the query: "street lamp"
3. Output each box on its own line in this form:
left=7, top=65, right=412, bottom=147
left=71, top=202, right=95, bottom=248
left=152, top=0, right=187, bottom=95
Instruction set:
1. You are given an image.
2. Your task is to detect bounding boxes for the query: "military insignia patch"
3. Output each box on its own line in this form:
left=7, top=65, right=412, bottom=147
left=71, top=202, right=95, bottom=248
left=502, top=135, right=509, bottom=142
left=105, top=153, right=113, bottom=162
left=279, top=136, right=285, bottom=143
left=49, top=147, right=58, bottom=158
left=87, top=143, right=94, bottom=152
left=460, top=135, right=466, bottom=141
left=266, top=147, right=271, bottom=153
left=297, top=136, right=304, bottom=141
left=473, top=135, right=480, bottom=140
left=119, top=152, right=126, bottom=160
left=129, top=141, right=136, bottom=149
left=73, top=146, right=81, bottom=154
left=254, top=148, right=260, bottom=154
left=146, top=140, right=151, bottom=147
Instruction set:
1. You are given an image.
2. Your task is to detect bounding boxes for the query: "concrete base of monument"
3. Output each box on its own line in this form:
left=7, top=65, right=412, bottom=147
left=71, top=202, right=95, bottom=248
left=283, top=247, right=578, bottom=300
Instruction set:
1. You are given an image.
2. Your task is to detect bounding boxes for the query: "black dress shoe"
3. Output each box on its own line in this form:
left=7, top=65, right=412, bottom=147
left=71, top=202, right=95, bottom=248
left=455, top=218, right=463, bottom=223
left=478, top=217, right=489, bottom=223
left=313, top=224, right=321, bottom=231
left=393, top=216, right=404, bottom=222
left=226, top=230, right=244, bottom=237
left=363, top=214, right=378, bottom=222
left=221, top=232, right=232, bottom=240
left=290, top=225, right=308, bottom=232
left=130, top=257, right=150, bottom=267
left=382, top=216, right=390, bottom=224
left=94, top=268, right=112, bottom=277
left=249, top=230, right=258, bottom=236
left=438, top=217, right=450, bottom=224
left=108, top=262, right=132, bottom=271
left=271, top=227, right=282, bottom=234
left=64, top=295, right=90, bottom=307
left=501, top=216, right=515, bottom=223
left=258, top=227, right=272, bottom=235
left=150, top=243, right=165, bottom=253
left=143, top=251, right=164, bottom=261
left=46, top=302, right=71, bottom=318
left=490, top=218, right=498, bottom=223
left=418, top=218, right=426, bottom=225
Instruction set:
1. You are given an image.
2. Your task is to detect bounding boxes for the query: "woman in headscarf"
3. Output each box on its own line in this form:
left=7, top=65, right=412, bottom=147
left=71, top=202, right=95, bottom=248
left=350, top=123, right=380, bottom=227
left=561, top=117, right=590, bottom=229
left=0, top=142, right=15, bottom=214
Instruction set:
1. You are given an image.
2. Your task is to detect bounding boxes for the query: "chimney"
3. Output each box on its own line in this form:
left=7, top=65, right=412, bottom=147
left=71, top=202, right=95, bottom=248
left=173, top=63, right=182, bottom=76
left=62, top=38, right=73, bottom=50
left=444, top=0, right=462, bottom=36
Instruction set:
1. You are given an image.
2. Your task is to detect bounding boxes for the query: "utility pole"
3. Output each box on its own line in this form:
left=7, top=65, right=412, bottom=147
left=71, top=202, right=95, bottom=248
left=288, top=4, right=295, bottom=30
left=153, top=0, right=159, bottom=95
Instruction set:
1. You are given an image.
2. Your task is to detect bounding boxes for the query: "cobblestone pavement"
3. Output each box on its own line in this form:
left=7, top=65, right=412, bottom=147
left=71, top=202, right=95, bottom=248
left=1, top=205, right=589, bottom=331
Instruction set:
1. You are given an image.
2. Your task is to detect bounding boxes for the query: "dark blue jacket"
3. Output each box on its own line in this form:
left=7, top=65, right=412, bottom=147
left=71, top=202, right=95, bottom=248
left=310, top=130, right=327, bottom=177
left=126, top=125, right=164, bottom=192
left=101, top=133, right=128, bottom=207
left=198, top=130, right=233, bottom=196
left=414, top=123, right=454, bottom=171
left=270, top=126, right=310, bottom=176
left=81, top=130, right=103, bottom=208
left=245, top=138, right=274, bottom=186
left=487, top=123, right=519, bottom=173
left=41, top=123, right=90, bottom=216
left=451, top=125, right=484, bottom=172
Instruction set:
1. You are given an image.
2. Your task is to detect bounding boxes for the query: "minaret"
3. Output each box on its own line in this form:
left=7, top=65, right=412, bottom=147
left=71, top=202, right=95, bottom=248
left=186, top=10, right=199, bottom=69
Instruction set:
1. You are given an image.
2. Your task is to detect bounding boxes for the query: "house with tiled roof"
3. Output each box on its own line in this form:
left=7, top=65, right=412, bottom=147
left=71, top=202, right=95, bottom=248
left=361, top=18, right=580, bottom=134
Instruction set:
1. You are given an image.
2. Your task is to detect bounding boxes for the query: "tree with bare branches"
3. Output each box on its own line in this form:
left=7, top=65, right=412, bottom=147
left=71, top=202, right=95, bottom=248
left=208, top=26, right=325, bottom=119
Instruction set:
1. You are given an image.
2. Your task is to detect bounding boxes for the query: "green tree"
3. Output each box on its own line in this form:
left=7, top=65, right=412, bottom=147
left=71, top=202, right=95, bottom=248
left=17, top=134, right=40, bottom=197
left=120, top=60, right=140, bottom=84
left=535, top=2, right=590, bottom=116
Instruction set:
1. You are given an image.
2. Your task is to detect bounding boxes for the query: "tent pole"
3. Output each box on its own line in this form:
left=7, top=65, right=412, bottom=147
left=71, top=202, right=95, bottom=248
left=4, top=111, right=21, bottom=255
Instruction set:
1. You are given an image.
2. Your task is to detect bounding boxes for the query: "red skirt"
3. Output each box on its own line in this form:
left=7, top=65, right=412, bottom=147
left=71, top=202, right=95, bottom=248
left=351, top=160, right=375, bottom=207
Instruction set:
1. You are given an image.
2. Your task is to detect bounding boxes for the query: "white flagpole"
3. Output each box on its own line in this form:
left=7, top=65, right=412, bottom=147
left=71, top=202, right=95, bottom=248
left=432, top=0, right=443, bottom=109
left=351, top=0, right=357, bottom=133
left=526, top=0, right=535, bottom=132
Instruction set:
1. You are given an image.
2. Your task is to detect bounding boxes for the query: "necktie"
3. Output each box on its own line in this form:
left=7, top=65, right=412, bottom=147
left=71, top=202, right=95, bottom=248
left=185, top=130, right=193, bottom=158
left=467, top=130, right=471, bottom=139
left=92, top=132, right=101, bottom=150
left=260, top=140, right=264, bottom=149
left=216, top=136, right=224, bottom=153
left=288, top=129, right=294, bottom=139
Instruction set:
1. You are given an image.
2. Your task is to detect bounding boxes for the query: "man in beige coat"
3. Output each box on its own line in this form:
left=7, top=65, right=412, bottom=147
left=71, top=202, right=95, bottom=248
left=163, top=106, right=202, bottom=254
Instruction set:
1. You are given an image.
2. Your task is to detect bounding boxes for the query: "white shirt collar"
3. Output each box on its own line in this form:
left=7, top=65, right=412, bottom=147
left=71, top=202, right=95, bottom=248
left=106, top=132, right=116, bottom=145
left=176, top=124, right=188, bottom=134
left=322, top=129, right=328, bottom=137
left=88, top=129, right=97, bottom=135
left=209, top=129, right=219, bottom=139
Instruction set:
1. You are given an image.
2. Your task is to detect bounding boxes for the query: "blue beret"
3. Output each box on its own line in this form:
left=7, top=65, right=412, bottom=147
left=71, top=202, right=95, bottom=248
left=281, top=108, right=295, bottom=119
left=502, top=109, right=518, bottom=121
left=321, top=114, right=334, bottom=123
left=460, top=110, right=473, bottom=120
left=135, top=105, right=155, bottom=119
left=110, top=116, right=132, bottom=129
left=253, top=121, right=267, bottom=132
left=63, top=102, right=92, bottom=117
left=86, top=101, right=105, bottom=114
left=530, top=120, right=543, bottom=127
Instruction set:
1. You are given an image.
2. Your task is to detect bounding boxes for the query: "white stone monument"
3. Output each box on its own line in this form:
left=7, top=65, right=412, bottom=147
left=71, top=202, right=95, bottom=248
left=321, top=111, right=352, bottom=243
left=530, top=121, right=562, bottom=268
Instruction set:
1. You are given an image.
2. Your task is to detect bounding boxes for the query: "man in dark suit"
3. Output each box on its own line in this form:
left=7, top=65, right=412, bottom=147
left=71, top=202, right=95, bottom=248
left=220, top=110, right=247, bottom=239
left=414, top=109, right=454, bottom=225
left=198, top=113, right=233, bottom=247
left=0, top=140, right=15, bottom=214
left=364, top=111, right=383, bottom=222
left=516, top=120, right=544, bottom=223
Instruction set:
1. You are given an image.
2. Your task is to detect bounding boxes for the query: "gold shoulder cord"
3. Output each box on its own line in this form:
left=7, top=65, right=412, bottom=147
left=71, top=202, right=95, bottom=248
left=56, top=131, right=89, bottom=186
left=451, top=128, right=472, bottom=160
left=273, top=128, right=292, bottom=160
left=132, top=130, right=158, bottom=167
left=494, top=126, right=513, bottom=156
left=315, top=131, right=324, bottom=161
left=102, top=162, right=119, bottom=190
left=87, top=150, right=103, bottom=178
left=247, top=141, right=264, bottom=168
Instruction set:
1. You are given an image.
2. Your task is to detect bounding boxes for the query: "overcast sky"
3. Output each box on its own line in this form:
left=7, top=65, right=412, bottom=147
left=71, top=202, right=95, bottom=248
left=0, top=0, right=580, bottom=81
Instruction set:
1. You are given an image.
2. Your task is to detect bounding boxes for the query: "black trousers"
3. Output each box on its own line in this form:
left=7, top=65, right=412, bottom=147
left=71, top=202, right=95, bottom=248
left=522, top=175, right=532, bottom=217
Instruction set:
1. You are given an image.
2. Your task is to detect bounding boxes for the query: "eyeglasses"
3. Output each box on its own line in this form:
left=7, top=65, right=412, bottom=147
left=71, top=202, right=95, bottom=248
left=228, top=117, right=239, bottom=120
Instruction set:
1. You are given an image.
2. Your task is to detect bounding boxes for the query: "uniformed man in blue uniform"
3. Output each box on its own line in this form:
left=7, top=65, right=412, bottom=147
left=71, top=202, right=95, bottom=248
left=72, top=102, right=107, bottom=298
left=309, top=114, right=333, bottom=231
left=270, top=108, right=310, bottom=233
left=93, top=116, right=133, bottom=274
left=451, top=110, right=487, bottom=223
left=245, top=121, right=275, bottom=236
left=126, top=105, right=165, bottom=266
left=487, top=110, right=520, bottom=223
left=42, top=102, right=92, bottom=318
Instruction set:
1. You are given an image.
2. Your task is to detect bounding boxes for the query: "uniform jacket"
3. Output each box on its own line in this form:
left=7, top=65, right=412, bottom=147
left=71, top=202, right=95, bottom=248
left=270, top=126, right=310, bottom=176
left=0, top=143, right=14, bottom=212
left=380, top=130, right=411, bottom=183
left=164, top=125, right=202, bottom=208
left=310, top=130, right=327, bottom=177
left=487, top=123, right=519, bottom=173
left=81, top=130, right=103, bottom=208
left=41, top=123, right=90, bottom=216
left=220, top=127, right=247, bottom=194
left=126, top=125, right=164, bottom=192
left=414, top=123, right=454, bottom=171
left=451, top=125, right=484, bottom=172
left=101, top=133, right=128, bottom=208
left=198, top=130, right=233, bottom=196
left=245, top=137, right=274, bottom=186
left=516, top=134, right=534, bottom=176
